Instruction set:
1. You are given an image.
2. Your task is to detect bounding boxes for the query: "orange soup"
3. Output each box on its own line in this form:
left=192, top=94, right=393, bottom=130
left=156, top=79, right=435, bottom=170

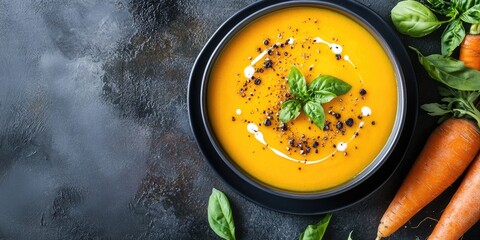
left=207, top=7, right=398, bottom=192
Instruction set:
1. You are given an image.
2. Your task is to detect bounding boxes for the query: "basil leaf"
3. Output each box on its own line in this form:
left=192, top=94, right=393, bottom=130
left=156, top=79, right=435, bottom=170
left=308, top=75, right=352, bottom=96
left=427, top=0, right=457, bottom=15
left=410, top=47, right=480, bottom=90
left=421, top=103, right=451, bottom=116
left=299, top=213, right=332, bottom=240
left=391, top=0, right=444, bottom=37
left=441, top=19, right=465, bottom=56
left=460, top=4, right=480, bottom=23
left=208, top=188, right=236, bottom=240
left=347, top=231, right=354, bottom=240
left=288, top=66, right=309, bottom=100
left=311, top=90, right=337, bottom=104
left=279, top=99, right=302, bottom=123
left=303, top=101, right=326, bottom=130
left=453, top=0, right=480, bottom=13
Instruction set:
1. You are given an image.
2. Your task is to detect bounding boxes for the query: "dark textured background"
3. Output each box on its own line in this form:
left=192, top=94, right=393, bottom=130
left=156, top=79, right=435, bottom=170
left=0, top=0, right=478, bottom=239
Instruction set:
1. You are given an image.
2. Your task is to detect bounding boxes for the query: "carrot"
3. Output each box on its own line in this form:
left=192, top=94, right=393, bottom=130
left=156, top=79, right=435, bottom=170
left=459, top=23, right=480, bottom=71
left=376, top=118, right=480, bottom=239
left=427, top=153, right=480, bottom=240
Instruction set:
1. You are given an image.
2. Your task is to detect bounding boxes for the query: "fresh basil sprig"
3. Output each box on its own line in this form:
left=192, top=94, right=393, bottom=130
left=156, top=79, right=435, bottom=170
left=410, top=47, right=480, bottom=91
left=299, top=213, right=332, bottom=240
left=391, top=0, right=480, bottom=56
left=279, top=66, right=351, bottom=130
left=208, top=188, right=236, bottom=240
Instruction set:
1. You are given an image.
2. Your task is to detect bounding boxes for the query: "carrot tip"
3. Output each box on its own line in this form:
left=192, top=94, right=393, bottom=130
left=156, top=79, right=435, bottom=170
left=375, top=235, right=382, bottom=240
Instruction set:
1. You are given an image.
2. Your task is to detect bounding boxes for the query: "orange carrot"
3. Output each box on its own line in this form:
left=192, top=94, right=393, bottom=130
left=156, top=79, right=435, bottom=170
left=376, top=118, right=480, bottom=239
left=459, top=23, right=480, bottom=71
left=427, top=153, right=480, bottom=240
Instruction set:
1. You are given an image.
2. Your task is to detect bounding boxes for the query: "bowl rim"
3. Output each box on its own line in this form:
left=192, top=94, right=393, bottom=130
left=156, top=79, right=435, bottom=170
left=188, top=0, right=418, bottom=214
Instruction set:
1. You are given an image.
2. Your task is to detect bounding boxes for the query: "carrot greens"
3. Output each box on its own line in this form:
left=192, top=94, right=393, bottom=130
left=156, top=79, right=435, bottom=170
left=422, top=87, right=480, bottom=127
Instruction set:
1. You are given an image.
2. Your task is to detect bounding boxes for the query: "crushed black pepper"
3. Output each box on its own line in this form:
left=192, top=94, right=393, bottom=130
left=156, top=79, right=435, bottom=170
left=345, top=118, right=354, bottom=127
left=359, top=88, right=367, bottom=95
left=264, top=119, right=272, bottom=126
left=323, top=121, right=331, bottom=131
left=263, top=59, right=273, bottom=68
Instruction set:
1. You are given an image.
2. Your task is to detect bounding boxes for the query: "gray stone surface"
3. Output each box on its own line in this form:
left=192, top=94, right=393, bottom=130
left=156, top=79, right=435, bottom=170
left=0, top=0, right=478, bottom=239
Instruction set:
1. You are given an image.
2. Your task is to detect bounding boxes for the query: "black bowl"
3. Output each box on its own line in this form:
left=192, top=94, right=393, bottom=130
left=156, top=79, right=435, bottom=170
left=188, top=0, right=417, bottom=215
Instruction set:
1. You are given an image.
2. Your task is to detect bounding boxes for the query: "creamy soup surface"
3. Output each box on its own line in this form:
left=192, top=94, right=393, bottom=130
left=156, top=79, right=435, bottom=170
left=207, top=7, right=398, bottom=192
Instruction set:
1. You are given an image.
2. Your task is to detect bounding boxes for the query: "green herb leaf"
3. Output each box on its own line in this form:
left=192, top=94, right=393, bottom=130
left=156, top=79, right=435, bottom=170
left=421, top=103, right=451, bottom=116
left=422, top=87, right=480, bottom=127
left=299, top=213, right=332, bottom=240
left=208, top=188, right=236, bottom=240
left=303, top=101, right=326, bottom=130
left=311, top=90, right=337, bottom=104
left=410, top=47, right=480, bottom=90
left=279, top=99, right=302, bottom=123
left=308, top=75, right=352, bottom=96
left=460, top=4, right=480, bottom=23
left=470, top=22, right=480, bottom=34
left=280, top=67, right=351, bottom=129
left=347, top=231, right=354, bottom=240
left=453, top=0, right=480, bottom=13
left=288, top=66, right=309, bottom=101
left=441, top=19, right=465, bottom=56
left=427, top=0, right=456, bottom=15
left=438, top=86, right=454, bottom=97
left=391, top=0, right=444, bottom=37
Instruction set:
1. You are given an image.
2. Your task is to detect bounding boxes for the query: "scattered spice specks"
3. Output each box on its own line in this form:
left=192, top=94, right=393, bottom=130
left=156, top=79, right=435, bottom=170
left=359, top=88, right=367, bottom=95
left=264, top=119, right=272, bottom=126
left=345, top=118, right=354, bottom=127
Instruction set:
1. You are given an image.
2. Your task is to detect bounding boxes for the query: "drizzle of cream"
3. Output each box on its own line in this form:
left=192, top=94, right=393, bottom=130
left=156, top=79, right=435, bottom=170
left=236, top=109, right=242, bottom=115
left=244, top=42, right=283, bottom=78
left=337, top=142, right=347, bottom=152
left=344, top=55, right=356, bottom=68
left=287, top=37, right=294, bottom=45
left=246, top=119, right=369, bottom=165
left=244, top=66, right=255, bottom=79
left=361, top=106, right=372, bottom=116
left=313, top=37, right=342, bottom=54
